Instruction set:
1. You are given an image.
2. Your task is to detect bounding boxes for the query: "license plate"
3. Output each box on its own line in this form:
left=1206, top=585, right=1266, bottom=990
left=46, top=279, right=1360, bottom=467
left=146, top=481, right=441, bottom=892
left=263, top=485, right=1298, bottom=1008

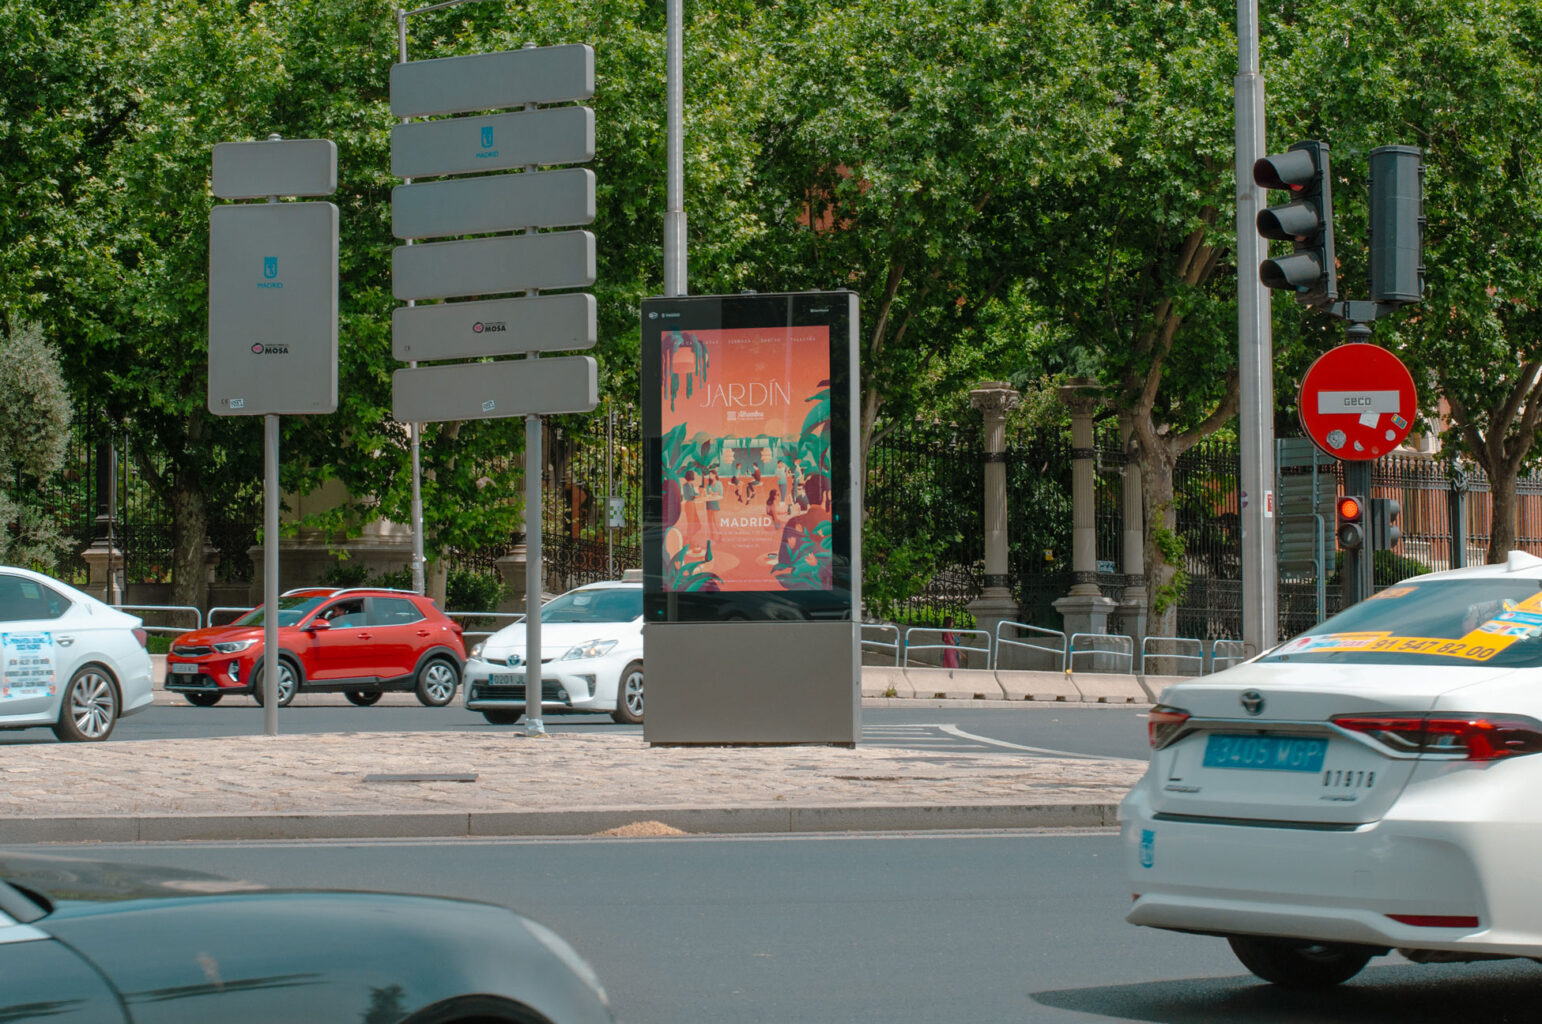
left=488, top=673, right=523, bottom=685
left=171, top=663, right=199, bottom=675
left=1202, top=733, right=1327, bottom=772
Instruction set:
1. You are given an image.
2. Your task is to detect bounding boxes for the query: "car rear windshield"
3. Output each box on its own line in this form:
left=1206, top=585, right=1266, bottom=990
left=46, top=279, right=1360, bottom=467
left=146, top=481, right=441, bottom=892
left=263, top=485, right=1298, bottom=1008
left=234, top=595, right=328, bottom=627
left=1262, top=578, right=1542, bottom=667
left=541, top=588, right=641, bottom=624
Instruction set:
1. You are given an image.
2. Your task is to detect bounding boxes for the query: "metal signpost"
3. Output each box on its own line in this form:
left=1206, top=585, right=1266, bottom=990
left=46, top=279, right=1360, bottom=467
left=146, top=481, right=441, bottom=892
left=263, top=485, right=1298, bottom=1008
left=208, top=136, right=339, bottom=737
left=389, top=35, right=597, bottom=738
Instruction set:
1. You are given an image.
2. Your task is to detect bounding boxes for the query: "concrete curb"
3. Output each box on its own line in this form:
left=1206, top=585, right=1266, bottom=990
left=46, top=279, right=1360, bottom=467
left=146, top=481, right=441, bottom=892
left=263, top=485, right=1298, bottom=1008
left=6, top=803, right=1122, bottom=843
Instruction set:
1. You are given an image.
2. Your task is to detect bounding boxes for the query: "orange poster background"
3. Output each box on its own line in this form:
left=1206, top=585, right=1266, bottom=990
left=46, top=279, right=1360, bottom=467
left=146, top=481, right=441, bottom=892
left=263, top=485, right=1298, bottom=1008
left=661, top=326, right=830, bottom=591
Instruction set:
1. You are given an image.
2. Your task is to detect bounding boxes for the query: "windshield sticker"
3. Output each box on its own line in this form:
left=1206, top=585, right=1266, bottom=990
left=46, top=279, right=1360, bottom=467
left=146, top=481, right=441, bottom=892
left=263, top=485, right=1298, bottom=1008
left=572, top=595, right=592, bottom=606
left=1369, top=586, right=1420, bottom=600
left=1, top=631, right=56, bottom=698
left=1278, top=630, right=1519, bottom=662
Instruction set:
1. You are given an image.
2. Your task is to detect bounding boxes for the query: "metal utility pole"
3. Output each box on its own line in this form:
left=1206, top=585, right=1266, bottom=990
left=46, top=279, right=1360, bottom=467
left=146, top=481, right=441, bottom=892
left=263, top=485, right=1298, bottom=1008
left=664, top=0, right=686, bottom=296
left=1235, top=0, right=1276, bottom=657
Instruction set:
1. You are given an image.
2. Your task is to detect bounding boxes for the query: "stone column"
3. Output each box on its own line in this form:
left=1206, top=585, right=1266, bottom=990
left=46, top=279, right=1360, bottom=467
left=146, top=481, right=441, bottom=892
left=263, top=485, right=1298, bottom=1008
left=967, top=382, right=1021, bottom=649
left=1053, top=380, right=1117, bottom=653
left=79, top=442, right=123, bottom=604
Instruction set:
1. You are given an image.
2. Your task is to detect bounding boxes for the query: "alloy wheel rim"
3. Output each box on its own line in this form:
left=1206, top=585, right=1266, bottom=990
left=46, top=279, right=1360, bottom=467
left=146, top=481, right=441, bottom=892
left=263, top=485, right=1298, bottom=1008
left=278, top=664, right=296, bottom=703
left=71, top=671, right=116, bottom=739
left=625, top=673, right=644, bottom=715
left=424, top=663, right=455, bottom=702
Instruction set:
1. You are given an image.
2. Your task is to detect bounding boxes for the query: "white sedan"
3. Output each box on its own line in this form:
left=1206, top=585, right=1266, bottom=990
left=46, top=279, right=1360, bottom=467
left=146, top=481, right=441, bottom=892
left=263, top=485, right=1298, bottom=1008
left=463, top=579, right=643, bottom=726
left=1123, top=551, right=1542, bottom=986
left=0, top=567, right=154, bottom=741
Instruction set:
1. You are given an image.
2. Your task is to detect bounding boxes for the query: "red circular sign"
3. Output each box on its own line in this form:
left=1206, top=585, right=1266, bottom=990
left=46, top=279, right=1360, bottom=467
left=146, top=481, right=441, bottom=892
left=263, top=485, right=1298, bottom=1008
left=1298, top=343, right=1418, bottom=460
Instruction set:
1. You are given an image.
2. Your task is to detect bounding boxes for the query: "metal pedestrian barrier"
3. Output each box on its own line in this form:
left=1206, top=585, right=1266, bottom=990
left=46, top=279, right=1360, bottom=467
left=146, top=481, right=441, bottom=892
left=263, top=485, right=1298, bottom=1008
left=992, top=621, right=1067, bottom=671
left=1067, top=632, right=1135, bottom=673
left=903, top=626, right=990, bottom=669
left=111, top=604, right=201, bottom=636
left=446, top=610, right=524, bottom=645
left=1210, top=638, right=1248, bottom=673
left=1139, top=635, right=1205, bottom=676
left=861, top=623, right=901, bottom=666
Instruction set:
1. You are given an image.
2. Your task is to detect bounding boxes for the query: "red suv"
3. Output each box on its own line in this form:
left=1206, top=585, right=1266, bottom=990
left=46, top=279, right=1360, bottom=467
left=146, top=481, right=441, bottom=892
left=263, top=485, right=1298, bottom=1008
left=165, top=588, right=465, bottom=708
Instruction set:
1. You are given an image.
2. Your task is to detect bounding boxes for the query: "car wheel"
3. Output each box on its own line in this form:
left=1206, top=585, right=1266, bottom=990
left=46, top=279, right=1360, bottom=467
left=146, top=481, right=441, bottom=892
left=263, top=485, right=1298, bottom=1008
left=345, top=691, right=382, bottom=707
left=53, top=665, right=120, bottom=742
left=482, top=709, right=524, bottom=726
left=1227, top=936, right=1375, bottom=988
left=251, top=658, right=299, bottom=708
left=611, top=661, right=644, bottom=724
left=185, top=693, right=222, bottom=707
left=415, top=657, right=460, bottom=707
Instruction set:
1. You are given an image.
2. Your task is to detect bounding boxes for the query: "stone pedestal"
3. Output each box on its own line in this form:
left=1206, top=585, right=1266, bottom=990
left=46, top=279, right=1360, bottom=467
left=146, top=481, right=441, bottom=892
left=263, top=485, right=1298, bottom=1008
left=1058, top=380, right=1104, bottom=598
left=1054, top=592, right=1120, bottom=672
left=968, top=381, right=1023, bottom=651
left=79, top=540, right=124, bottom=605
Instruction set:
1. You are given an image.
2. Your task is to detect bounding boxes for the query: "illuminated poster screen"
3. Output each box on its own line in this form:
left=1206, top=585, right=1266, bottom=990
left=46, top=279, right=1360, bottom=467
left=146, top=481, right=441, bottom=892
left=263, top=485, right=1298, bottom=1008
left=641, top=292, right=857, bottom=623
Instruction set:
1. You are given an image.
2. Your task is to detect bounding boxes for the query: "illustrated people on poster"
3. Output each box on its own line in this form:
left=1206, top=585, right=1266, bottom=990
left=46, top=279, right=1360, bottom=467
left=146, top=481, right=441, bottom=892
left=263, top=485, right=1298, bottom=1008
left=681, top=469, right=702, bottom=556
left=776, top=458, right=792, bottom=516
left=729, top=461, right=742, bottom=503
left=746, top=462, right=761, bottom=500
left=765, top=483, right=781, bottom=528
left=704, top=469, right=724, bottom=553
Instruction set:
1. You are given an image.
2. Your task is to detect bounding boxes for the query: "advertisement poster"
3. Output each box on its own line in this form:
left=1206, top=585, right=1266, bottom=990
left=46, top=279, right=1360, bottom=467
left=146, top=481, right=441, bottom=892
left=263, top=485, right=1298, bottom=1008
left=658, top=325, right=832, bottom=593
left=2, top=631, right=56, bottom=700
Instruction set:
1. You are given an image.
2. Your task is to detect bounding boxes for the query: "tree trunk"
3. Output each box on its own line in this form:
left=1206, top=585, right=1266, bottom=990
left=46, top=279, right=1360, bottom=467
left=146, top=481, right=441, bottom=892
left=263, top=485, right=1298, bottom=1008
left=1487, top=470, right=1518, bottom=564
left=425, top=557, right=448, bottom=608
left=170, top=477, right=208, bottom=612
left=1138, top=444, right=1181, bottom=638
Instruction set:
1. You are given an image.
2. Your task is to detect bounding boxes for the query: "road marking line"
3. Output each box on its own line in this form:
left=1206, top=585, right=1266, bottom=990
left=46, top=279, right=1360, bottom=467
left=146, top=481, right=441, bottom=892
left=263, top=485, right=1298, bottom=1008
left=938, top=724, right=1145, bottom=763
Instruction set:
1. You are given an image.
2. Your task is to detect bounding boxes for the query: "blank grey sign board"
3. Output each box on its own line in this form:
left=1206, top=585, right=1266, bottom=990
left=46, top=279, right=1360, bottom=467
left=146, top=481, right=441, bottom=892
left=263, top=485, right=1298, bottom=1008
left=392, top=169, right=594, bottom=239
left=392, top=293, right=596, bottom=362
left=390, top=45, right=594, bottom=118
left=392, top=230, right=595, bottom=301
left=208, top=202, right=338, bottom=415
left=212, top=139, right=337, bottom=199
left=392, top=356, right=598, bottom=422
left=391, top=106, right=594, bottom=179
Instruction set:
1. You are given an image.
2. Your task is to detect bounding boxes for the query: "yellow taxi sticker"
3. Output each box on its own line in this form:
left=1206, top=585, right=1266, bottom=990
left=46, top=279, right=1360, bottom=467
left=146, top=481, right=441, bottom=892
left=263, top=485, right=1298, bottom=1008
left=1279, top=630, right=1518, bottom=662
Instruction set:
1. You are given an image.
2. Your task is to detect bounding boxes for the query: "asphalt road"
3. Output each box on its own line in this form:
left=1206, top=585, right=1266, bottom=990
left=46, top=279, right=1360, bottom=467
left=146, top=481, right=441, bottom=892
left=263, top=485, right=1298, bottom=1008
left=19, top=831, right=1540, bottom=1024
left=13, top=700, right=1153, bottom=760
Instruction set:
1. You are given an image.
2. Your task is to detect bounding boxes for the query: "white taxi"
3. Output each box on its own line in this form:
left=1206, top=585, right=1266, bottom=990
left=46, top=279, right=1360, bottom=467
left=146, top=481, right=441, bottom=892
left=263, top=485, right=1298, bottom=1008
left=0, top=567, right=154, bottom=741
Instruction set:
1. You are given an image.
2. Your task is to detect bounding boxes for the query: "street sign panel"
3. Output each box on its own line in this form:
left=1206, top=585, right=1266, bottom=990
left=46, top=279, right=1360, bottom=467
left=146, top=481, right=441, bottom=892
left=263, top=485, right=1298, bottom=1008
left=392, top=293, right=596, bottom=362
left=392, top=230, right=595, bottom=300
left=389, top=44, right=594, bottom=118
left=208, top=202, right=338, bottom=415
left=1298, top=343, right=1418, bottom=460
left=392, top=168, right=594, bottom=240
left=392, top=356, right=598, bottom=423
left=212, top=139, right=337, bottom=199
left=391, top=106, right=594, bottom=179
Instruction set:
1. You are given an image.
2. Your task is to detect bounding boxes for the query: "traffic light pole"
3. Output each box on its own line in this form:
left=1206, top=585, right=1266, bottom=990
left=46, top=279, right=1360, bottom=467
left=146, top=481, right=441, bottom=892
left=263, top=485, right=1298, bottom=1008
left=1343, top=461, right=1373, bottom=604
left=1235, top=0, right=1276, bottom=658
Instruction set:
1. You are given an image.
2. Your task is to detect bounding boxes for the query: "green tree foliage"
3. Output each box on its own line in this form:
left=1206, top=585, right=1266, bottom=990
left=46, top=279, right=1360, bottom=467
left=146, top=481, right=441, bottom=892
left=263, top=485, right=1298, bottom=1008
left=0, top=323, right=74, bottom=567
left=1269, top=0, right=1542, bottom=563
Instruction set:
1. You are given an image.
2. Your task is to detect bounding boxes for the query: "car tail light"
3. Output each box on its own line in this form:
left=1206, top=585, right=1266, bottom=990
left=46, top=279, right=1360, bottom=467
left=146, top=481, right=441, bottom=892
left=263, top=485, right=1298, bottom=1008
left=133, top=628, right=149, bottom=648
left=1148, top=705, right=1191, bottom=749
left=1332, top=713, right=1542, bottom=761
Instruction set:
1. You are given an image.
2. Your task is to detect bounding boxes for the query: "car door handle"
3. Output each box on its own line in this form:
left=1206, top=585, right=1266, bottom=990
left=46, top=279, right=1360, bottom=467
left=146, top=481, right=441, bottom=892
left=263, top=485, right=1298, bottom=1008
left=416, top=630, right=431, bottom=637
left=56, top=635, right=75, bottom=647
left=355, top=632, right=373, bottom=640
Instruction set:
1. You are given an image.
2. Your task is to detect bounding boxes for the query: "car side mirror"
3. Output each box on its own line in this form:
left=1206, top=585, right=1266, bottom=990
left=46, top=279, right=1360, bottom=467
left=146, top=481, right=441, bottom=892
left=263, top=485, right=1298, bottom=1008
left=306, top=619, right=331, bottom=632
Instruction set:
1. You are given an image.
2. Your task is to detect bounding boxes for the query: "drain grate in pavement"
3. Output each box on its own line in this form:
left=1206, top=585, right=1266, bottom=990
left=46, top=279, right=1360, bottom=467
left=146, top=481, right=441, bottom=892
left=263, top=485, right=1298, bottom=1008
left=362, top=773, right=479, bottom=783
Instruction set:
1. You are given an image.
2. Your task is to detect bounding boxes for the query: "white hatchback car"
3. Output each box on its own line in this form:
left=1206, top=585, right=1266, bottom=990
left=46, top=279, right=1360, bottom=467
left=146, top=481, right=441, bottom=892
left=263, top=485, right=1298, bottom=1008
left=1124, top=551, right=1542, bottom=987
left=463, top=579, right=643, bottom=726
left=0, top=567, right=155, bottom=741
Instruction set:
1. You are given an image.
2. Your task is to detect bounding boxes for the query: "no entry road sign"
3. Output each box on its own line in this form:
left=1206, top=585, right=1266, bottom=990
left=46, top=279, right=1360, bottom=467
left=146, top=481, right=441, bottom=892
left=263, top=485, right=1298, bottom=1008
left=1298, top=342, right=1418, bottom=460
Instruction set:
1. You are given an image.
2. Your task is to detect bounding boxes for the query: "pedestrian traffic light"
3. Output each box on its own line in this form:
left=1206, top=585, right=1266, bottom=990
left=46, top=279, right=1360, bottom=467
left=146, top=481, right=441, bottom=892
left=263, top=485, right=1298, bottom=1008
left=1368, top=145, right=1424, bottom=306
left=1336, top=494, right=1365, bottom=551
left=1255, top=140, right=1337, bottom=308
left=1370, top=497, right=1403, bottom=550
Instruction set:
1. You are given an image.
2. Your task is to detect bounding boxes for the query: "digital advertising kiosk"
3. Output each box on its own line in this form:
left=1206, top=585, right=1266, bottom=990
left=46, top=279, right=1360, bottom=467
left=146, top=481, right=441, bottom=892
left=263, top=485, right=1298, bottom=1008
left=640, top=291, right=860, bottom=744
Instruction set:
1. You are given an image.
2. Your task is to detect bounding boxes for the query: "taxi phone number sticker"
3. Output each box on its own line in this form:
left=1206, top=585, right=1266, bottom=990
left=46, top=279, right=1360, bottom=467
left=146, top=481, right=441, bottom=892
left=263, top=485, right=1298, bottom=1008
left=1278, top=631, right=1516, bottom=662
left=2, top=631, right=56, bottom=693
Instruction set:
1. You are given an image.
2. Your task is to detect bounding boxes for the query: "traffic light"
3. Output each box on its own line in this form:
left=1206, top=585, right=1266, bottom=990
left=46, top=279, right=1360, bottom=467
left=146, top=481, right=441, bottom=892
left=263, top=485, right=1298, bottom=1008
left=1370, top=497, right=1403, bottom=550
left=1336, top=494, right=1365, bottom=551
left=1368, top=145, right=1424, bottom=306
left=1255, top=140, right=1337, bottom=308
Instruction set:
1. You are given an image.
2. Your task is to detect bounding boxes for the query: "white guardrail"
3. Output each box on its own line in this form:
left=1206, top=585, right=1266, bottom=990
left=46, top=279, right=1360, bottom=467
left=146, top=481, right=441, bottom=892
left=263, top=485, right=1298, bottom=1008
left=111, top=604, right=201, bottom=636
left=1067, top=631, right=1135, bottom=673
left=1139, top=635, right=1205, bottom=676
left=992, top=621, right=1067, bottom=671
left=860, top=623, right=902, bottom=666
left=903, top=626, right=991, bottom=669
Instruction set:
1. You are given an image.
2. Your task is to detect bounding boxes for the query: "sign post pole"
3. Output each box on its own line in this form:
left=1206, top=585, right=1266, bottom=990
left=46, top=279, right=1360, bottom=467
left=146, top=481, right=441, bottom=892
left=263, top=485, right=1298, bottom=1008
left=263, top=413, right=279, bottom=736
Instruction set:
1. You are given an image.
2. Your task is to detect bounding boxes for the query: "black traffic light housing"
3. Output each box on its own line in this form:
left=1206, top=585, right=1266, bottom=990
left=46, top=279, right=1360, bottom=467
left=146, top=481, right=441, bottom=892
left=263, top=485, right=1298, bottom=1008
left=1336, top=494, right=1365, bottom=551
left=1255, top=140, right=1337, bottom=308
left=1370, top=497, right=1403, bottom=550
left=1368, top=146, right=1425, bottom=306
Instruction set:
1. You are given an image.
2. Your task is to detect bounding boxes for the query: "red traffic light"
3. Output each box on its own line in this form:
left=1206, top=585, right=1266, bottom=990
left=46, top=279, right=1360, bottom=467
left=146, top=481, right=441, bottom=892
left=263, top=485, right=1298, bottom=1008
left=1336, top=496, right=1363, bottom=521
